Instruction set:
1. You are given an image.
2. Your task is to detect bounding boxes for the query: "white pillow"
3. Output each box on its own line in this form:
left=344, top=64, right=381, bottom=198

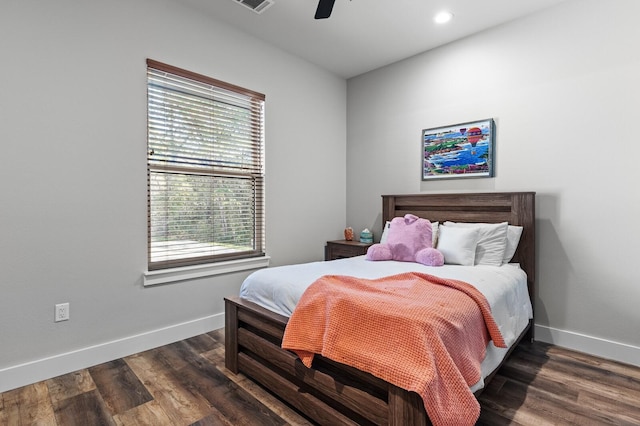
left=380, top=221, right=391, bottom=243
left=503, top=225, right=523, bottom=263
left=431, top=221, right=439, bottom=247
left=436, top=225, right=480, bottom=266
left=444, top=221, right=508, bottom=266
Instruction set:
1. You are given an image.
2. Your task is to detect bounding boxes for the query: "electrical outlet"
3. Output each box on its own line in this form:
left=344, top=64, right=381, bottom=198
left=55, top=303, right=70, bottom=322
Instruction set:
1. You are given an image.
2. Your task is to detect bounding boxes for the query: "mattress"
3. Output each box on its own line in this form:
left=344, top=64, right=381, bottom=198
left=239, top=255, right=533, bottom=391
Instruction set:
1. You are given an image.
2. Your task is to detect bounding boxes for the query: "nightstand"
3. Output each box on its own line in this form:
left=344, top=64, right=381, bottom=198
left=325, top=240, right=373, bottom=261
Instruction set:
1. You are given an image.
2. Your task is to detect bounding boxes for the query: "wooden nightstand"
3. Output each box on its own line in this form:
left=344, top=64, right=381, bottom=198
left=325, top=240, right=373, bottom=261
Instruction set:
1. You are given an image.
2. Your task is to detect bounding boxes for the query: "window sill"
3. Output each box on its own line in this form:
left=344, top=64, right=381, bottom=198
left=143, top=255, right=270, bottom=287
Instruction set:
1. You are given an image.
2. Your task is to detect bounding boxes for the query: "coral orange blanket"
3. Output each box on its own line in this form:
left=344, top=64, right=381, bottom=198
left=281, top=272, right=506, bottom=426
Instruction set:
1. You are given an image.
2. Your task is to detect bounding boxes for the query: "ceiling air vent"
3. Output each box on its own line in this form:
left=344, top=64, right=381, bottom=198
left=235, top=0, right=274, bottom=14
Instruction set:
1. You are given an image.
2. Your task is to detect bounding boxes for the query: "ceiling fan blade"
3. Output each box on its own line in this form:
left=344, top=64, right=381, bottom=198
left=315, top=0, right=335, bottom=19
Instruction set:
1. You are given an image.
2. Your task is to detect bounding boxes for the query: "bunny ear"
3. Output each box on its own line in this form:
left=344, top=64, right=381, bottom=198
left=404, top=214, right=419, bottom=223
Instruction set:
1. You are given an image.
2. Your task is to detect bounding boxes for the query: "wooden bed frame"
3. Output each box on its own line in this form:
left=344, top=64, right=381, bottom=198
left=225, top=192, right=535, bottom=425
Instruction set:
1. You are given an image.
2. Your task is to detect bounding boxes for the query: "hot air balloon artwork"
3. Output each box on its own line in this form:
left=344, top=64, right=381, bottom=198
left=422, top=118, right=495, bottom=180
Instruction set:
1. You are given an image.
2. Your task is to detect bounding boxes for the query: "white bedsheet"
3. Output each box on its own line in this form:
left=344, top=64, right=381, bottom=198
left=239, top=255, right=533, bottom=391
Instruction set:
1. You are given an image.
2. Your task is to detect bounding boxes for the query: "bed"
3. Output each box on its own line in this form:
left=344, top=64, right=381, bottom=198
left=225, top=192, right=535, bottom=425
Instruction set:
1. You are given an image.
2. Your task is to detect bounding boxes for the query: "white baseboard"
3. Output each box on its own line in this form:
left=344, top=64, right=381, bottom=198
left=4, top=318, right=636, bottom=394
left=535, top=324, right=640, bottom=367
left=0, top=313, right=224, bottom=394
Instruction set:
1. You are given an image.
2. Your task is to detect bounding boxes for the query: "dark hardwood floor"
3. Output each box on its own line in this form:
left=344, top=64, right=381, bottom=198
left=1, top=329, right=639, bottom=425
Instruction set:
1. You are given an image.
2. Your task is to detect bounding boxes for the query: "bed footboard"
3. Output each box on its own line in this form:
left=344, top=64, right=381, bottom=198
left=225, top=296, right=430, bottom=426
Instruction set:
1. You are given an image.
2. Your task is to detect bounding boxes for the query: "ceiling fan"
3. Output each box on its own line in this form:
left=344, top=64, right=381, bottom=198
left=315, top=0, right=336, bottom=19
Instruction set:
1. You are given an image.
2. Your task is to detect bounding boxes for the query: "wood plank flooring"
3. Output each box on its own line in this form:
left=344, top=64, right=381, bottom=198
left=1, top=329, right=639, bottom=425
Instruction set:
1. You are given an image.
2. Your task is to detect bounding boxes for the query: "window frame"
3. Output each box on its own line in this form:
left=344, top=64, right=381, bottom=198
left=146, top=59, right=266, bottom=272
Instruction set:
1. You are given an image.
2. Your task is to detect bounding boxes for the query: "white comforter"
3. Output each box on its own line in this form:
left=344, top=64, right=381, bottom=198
left=239, top=255, right=533, bottom=390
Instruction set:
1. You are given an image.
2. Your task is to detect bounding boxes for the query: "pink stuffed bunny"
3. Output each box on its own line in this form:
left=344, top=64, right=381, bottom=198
left=366, top=214, right=444, bottom=266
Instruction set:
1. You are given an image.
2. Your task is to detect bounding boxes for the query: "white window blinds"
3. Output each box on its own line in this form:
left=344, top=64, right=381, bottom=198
left=147, top=59, right=265, bottom=270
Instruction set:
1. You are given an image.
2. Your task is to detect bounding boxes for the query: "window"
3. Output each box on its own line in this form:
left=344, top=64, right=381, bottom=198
left=147, top=59, right=265, bottom=271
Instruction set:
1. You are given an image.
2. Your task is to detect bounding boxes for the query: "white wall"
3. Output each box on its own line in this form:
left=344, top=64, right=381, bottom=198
left=347, top=0, right=640, bottom=365
left=0, top=0, right=346, bottom=391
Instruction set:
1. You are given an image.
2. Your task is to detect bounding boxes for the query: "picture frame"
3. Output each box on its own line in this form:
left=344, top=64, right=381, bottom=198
left=422, top=118, right=495, bottom=180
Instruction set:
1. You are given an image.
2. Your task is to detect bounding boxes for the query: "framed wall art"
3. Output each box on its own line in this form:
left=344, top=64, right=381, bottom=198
left=422, top=118, right=495, bottom=180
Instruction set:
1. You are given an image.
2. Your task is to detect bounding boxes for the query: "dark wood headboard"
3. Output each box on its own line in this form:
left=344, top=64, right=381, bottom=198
left=382, top=192, right=536, bottom=307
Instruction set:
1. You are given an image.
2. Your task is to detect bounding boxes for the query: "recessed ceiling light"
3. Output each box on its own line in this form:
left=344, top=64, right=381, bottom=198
left=434, top=11, right=454, bottom=24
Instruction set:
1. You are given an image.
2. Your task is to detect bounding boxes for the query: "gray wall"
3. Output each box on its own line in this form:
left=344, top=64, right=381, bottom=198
left=347, top=0, right=640, bottom=364
left=0, top=0, right=346, bottom=391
